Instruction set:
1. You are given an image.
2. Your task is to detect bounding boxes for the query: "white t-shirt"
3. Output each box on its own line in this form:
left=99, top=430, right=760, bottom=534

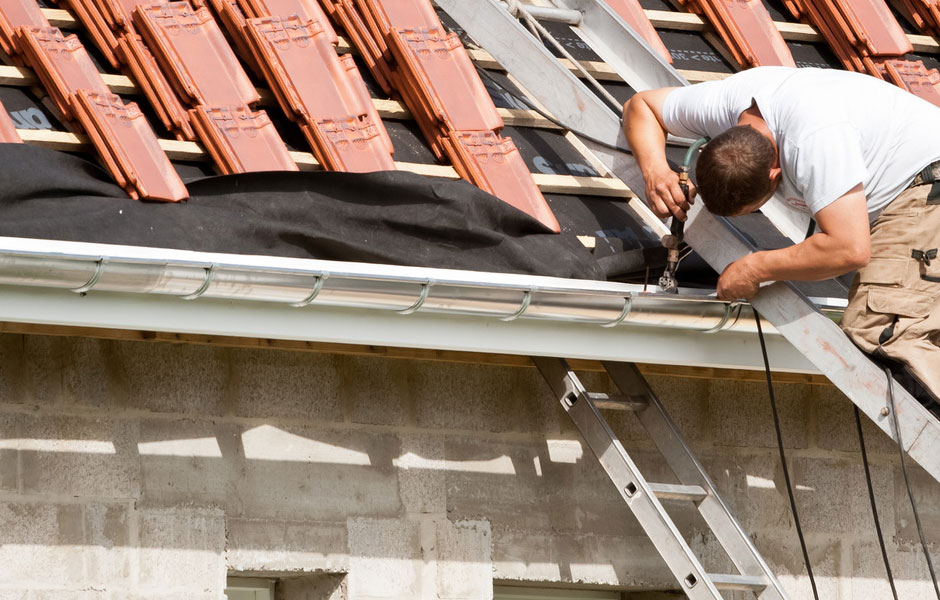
left=661, top=66, right=940, bottom=220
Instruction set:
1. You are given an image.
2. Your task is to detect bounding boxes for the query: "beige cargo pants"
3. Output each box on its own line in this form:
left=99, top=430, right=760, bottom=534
left=842, top=182, right=940, bottom=400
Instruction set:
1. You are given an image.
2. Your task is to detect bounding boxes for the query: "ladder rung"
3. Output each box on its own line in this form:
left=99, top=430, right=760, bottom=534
left=584, top=392, right=647, bottom=411
left=708, top=573, right=768, bottom=592
left=648, top=482, right=708, bottom=502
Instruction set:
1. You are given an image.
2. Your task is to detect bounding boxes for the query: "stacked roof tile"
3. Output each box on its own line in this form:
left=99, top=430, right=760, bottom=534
left=321, top=0, right=560, bottom=232
left=0, top=100, right=22, bottom=143
left=674, top=0, right=795, bottom=68
left=898, top=0, right=940, bottom=40
left=0, top=0, right=188, bottom=201
left=213, top=0, right=396, bottom=172
left=783, top=0, right=940, bottom=106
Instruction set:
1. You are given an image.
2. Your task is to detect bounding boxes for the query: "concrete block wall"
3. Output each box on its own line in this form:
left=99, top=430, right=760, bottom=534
left=0, top=332, right=936, bottom=599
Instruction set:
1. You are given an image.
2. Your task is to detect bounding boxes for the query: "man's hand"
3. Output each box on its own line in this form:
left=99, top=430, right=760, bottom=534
left=623, top=88, right=695, bottom=219
left=643, top=164, right=696, bottom=220
left=717, top=254, right=761, bottom=300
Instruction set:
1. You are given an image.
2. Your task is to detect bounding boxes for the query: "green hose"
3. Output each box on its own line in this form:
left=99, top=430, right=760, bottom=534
left=683, top=137, right=710, bottom=171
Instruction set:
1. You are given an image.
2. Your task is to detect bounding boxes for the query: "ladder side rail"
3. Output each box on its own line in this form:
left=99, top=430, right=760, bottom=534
left=533, top=357, right=725, bottom=599
left=602, top=360, right=790, bottom=600
left=684, top=202, right=940, bottom=484
left=434, top=0, right=623, bottom=151
left=434, top=0, right=667, bottom=234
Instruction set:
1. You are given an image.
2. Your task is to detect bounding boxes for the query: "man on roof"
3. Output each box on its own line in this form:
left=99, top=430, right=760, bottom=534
left=623, top=65, right=940, bottom=405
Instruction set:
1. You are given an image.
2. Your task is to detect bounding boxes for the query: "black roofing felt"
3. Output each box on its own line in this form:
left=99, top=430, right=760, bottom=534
left=0, top=143, right=613, bottom=279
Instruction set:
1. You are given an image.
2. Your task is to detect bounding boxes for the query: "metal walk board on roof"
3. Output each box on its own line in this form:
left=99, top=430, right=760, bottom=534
left=600, top=0, right=672, bottom=63
left=243, top=14, right=395, bottom=172
left=435, top=0, right=940, bottom=490
left=550, top=0, right=686, bottom=92
left=676, top=0, right=795, bottom=68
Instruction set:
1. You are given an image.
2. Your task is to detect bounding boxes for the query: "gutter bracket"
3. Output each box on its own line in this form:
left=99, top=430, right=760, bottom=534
left=500, top=289, right=533, bottom=321
left=702, top=301, right=739, bottom=334
left=399, top=279, right=432, bottom=315
left=290, top=273, right=328, bottom=307
left=71, top=258, right=106, bottom=295
left=600, top=295, right=633, bottom=328
left=180, top=265, right=215, bottom=300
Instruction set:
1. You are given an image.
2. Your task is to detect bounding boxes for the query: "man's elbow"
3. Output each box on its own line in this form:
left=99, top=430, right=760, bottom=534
left=844, top=244, right=871, bottom=271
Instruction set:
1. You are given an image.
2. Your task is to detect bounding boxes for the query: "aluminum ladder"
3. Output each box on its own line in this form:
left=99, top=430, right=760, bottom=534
left=438, top=0, right=940, bottom=487
left=534, top=357, right=789, bottom=599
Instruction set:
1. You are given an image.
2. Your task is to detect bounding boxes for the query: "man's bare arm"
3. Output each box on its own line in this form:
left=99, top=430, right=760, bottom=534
left=623, top=88, right=694, bottom=220
left=717, top=184, right=871, bottom=300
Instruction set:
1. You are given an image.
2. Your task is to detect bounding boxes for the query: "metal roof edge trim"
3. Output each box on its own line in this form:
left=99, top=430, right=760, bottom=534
left=0, top=236, right=822, bottom=372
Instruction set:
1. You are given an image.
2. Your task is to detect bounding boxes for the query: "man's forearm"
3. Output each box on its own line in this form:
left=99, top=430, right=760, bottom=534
left=717, top=233, right=866, bottom=300
left=716, top=189, right=870, bottom=300
left=623, top=89, right=691, bottom=218
left=624, top=95, right=670, bottom=177
left=748, top=232, right=870, bottom=284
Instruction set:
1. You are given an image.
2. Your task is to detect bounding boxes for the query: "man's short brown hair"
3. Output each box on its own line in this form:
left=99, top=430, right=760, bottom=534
left=695, top=125, right=776, bottom=216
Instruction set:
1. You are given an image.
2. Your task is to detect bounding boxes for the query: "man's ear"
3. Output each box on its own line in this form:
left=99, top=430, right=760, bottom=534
left=769, top=166, right=782, bottom=185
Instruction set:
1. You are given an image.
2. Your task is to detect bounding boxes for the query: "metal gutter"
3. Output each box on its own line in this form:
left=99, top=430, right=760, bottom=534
left=0, top=236, right=822, bottom=373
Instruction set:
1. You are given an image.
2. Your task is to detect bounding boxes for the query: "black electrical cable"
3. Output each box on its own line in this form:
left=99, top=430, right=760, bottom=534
left=473, top=64, right=634, bottom=154
left=855, top=405, right=899, bottom=600
left=885, top=366, right=940, bottom=600
left=754, top=310, right=820, bottom=600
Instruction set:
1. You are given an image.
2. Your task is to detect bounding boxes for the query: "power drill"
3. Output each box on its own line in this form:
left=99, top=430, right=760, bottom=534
left=658, top=137, right=709, bottom=293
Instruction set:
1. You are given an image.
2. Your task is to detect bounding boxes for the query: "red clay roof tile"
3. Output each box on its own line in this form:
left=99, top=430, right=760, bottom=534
left=73, top=90, right=188, bottom=201
left=0, top=0, right=48, bottom=57
left=134, top=3, right=259, bottom=107
left=243, top=14, right=394, bottom=171
left=189, top=104, right=299, bottom=173
left=679, top=0, right=795, bottom=67
left=0, top=100, right=23, bottom=143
